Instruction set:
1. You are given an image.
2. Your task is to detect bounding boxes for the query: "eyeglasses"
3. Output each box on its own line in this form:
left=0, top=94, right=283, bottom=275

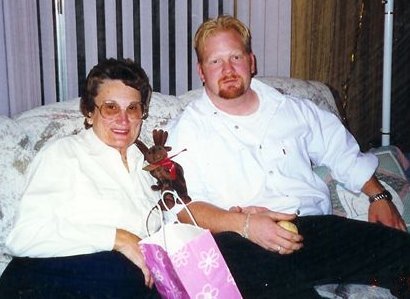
left=94, top=101, right=148, bottom=120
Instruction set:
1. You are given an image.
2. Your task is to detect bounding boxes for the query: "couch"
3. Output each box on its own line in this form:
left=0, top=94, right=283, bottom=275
left=1, top=76, right=409, bottom=298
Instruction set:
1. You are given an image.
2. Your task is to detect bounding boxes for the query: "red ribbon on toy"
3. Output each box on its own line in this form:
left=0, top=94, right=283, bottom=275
left=143, top=149, right=187, bottom=180
left=154, top=157, right=177, bottom=179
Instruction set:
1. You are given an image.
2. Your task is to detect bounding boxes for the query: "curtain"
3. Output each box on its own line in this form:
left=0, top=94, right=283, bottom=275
left=0, top=1, right=8, bottom=116
left=291, top=0, right=410, bottom=151
left=0, top=0, right=42, bottom=116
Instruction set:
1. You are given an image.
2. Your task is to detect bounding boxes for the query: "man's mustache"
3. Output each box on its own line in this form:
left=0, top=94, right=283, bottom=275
left=219, top=74, right=240, bottom=83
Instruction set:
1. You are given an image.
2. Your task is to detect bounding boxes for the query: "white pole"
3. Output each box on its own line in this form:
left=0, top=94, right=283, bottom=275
left=381, top=0, right=394, bottom=146
left=55, top=0, right=68, bottom=102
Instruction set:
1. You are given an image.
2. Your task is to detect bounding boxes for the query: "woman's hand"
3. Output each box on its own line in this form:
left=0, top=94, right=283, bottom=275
left=114, top=229, right=154, bottom=288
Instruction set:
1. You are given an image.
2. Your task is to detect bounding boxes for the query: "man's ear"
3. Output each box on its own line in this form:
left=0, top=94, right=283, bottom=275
left=197, top=62, right=205, bottom=83
left=250, top=52, right=257, bottom=76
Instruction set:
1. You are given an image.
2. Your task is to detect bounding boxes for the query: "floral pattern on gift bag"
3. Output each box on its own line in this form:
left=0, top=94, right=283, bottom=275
left=141, top=243, right=190, bottom=299
left=141, top=226, right=242, bottom=299
left=170, top=229, right=242, bottom=299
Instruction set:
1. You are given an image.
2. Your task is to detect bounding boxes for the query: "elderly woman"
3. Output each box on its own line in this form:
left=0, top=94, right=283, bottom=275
left=0, top=58, right=161, bottom=298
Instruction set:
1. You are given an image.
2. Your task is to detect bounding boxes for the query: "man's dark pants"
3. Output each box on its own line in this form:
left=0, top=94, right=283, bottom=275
left=215, top=215, right=410, bottom=299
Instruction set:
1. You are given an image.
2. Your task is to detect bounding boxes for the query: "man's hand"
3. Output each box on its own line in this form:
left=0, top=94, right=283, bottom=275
left=368, top=200, right=407, bottom=232
left=362, top=175, right=407, bottom=232
left=229, top=205, right=270, bottom=214
left=238, top=210, right=303, bottom=255
left=182, top=202, right=303, bottom=254
left=114, top=229, right=154, bottom=288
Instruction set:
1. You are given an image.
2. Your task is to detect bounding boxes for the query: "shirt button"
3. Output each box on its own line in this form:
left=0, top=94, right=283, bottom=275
left=234, top=125, right=239, bottom=129
left=268, top=170, right=274, bottom=175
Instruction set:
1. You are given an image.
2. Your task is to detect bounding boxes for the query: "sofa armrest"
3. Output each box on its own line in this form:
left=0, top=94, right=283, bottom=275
left=314, top=145, right=410, bottom=229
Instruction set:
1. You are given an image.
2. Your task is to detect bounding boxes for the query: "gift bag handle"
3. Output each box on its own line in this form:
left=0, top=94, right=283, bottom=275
left=160, top=190, right=198, bottom=226
left=145, top=190, right=198, bottom=237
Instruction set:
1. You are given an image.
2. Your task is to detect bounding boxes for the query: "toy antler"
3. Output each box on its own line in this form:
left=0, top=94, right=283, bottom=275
left=153, top=129, right=172, bottom=152
left=135, top=139, right=149, bottom=157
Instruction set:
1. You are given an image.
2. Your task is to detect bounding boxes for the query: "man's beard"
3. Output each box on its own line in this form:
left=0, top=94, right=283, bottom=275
left=218, top=75, right=245, bottom=99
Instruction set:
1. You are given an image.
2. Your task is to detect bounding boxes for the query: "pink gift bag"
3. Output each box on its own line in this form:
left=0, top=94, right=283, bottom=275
left=140, top=191, right=242, bottom=298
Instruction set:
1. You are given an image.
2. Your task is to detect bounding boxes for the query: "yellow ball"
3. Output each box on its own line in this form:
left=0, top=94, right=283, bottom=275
left=277, top=220, right=298, bottom=233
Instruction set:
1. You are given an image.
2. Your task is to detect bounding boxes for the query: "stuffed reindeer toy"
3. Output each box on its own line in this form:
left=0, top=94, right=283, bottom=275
left=135, top=129, right=191, bottom=210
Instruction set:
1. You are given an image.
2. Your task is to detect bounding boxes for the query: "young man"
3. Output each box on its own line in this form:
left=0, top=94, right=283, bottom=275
left=167, top=15, right=410, bottom=298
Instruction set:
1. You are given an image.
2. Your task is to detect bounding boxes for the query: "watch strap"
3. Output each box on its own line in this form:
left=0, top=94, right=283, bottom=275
left=369, top=190, right=393, bottom=203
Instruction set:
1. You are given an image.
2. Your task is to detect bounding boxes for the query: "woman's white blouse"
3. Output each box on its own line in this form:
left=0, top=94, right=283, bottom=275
left=6, top=129, right=160, bottom=257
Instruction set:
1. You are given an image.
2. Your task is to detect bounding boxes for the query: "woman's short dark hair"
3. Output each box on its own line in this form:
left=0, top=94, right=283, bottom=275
left=80, top=58, right=152, bottom=129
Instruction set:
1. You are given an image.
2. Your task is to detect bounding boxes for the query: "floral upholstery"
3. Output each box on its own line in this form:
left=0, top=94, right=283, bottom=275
left=13, top=99, right=84, bottom=152
left=0, top=116, right=33, bottom=272
left=256, top=76, right=341, bottom=118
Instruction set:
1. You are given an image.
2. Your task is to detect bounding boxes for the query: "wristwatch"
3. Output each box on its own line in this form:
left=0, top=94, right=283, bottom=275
left=368, top=189, right=393, bottom=203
